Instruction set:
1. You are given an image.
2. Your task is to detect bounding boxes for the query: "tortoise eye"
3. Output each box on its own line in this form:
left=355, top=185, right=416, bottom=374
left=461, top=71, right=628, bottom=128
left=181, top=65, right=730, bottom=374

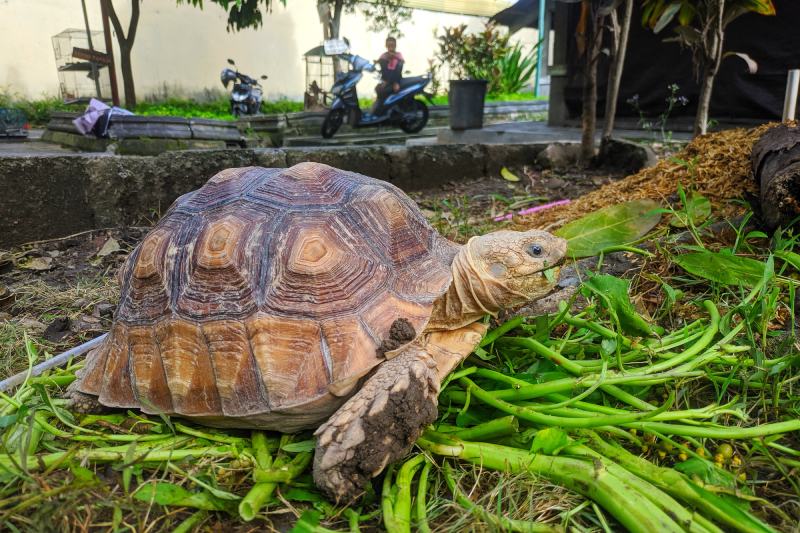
left=527, top=244, right=543, bottom=257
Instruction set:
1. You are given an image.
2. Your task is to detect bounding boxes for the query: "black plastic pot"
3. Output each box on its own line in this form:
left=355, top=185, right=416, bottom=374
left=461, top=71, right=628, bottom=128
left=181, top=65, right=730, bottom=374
left=448, top=79, right=488, bottom=130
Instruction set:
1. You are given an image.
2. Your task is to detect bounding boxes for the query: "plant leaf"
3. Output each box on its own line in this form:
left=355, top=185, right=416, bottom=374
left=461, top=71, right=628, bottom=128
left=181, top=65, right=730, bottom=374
left=555, top=200, right=661, bottom=258
left=281, top=439, right=316, bottom=453
left=670, top=192, right=711, bottom=228
left=776, top=250, right=800, bottom=271
left=582, top=275, right=655, bottom=337
left=500, top=167, right=521, bottom=182
left=654, top=1, right=681, bottom=32
left=723, top=51, right=758, bottom=74
left=673, top=251, right=769, bottom=286
left=531, top=427, right=570, bottom=455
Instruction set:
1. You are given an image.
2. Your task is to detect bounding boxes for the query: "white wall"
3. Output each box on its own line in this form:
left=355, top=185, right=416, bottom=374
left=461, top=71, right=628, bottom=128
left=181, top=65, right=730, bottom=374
left=0, top=0, right=537, bottom=101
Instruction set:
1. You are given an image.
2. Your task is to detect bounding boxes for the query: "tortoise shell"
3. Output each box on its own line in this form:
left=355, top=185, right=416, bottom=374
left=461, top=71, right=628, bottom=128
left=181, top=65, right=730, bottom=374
left=74, top=163, right=457, bottom=430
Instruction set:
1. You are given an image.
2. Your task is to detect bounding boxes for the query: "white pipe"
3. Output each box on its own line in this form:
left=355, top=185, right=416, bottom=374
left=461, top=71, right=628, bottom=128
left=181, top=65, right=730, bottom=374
left=783, top=69, right=800, bottom=122
left=0, top=333, right=107, bottom=392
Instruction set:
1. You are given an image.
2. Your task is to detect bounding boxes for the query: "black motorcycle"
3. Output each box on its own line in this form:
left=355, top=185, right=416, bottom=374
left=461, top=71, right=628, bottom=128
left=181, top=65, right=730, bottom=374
left=321, top=41, right=431, bottom=139
left=220, top=59, right=267, bottom=117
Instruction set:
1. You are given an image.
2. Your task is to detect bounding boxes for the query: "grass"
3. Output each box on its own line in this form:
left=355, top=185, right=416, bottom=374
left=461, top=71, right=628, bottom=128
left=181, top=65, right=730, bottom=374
left=1, top=182, right=799, bottom=531
left=1, top=89, right=544, bottom=126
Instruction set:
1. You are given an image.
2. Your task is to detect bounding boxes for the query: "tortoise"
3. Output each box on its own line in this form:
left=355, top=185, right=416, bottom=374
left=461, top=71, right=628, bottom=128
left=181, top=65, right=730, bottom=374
left=69, top=162, right=567, bottom=502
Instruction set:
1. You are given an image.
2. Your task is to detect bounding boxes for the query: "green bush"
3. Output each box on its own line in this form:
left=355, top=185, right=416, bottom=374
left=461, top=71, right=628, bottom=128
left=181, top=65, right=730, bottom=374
left=433, top=23, right=540, bottom=97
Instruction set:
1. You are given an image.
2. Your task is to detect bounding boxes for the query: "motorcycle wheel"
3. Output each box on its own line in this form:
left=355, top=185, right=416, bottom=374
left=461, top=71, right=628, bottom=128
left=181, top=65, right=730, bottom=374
left=399, top=99, right=429, bottom=134
left=231, top=104, right=242, bottom=117
left=321, top=109, right=344, bottom=139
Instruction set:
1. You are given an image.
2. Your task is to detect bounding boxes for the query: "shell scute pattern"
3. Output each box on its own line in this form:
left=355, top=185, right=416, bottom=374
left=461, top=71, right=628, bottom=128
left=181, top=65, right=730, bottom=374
left=75, top=163, right=454, bottom=423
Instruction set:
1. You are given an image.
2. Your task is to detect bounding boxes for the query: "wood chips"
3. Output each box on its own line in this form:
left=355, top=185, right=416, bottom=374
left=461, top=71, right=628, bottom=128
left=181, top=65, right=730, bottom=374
left=515, top=124, right=778, bottom=231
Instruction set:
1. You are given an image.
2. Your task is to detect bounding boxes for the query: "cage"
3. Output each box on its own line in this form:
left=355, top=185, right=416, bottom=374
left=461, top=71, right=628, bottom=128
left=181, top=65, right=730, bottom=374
left=303, top=45, right=335, bottom=110
left=52, top=28, right=112, bottom=103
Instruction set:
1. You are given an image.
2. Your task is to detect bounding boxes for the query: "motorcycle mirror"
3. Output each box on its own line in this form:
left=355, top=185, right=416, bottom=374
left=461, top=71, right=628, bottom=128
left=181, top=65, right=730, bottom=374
left=227, top=58, right=235, bottom=65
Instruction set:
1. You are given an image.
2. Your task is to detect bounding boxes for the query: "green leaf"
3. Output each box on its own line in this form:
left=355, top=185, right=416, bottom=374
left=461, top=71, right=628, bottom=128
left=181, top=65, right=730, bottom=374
left=500, top=167, right=521, bottom=182
left=581, top=275, right=655, bottom=337
left=531, top=427, right=570, bottom=455
left=133, top=482, right=231, bottom=511
left=69, top=464, right=98, bottom=483
left=281, top=439, right=316, bottom=453
left=670, top=192, right=711, bottom=228
left=290, top=509, right=325, bottom=533
left=674, top=458, right=737, bottom=490
left=776, top=250, right=800, bottom=271
left=673, top=251, right=769, bottom=286
left=135, top=482, right=193, bottom=506
left=555, top=200, right=661, bottom=258
left=653, top=1, right=681, bottom=33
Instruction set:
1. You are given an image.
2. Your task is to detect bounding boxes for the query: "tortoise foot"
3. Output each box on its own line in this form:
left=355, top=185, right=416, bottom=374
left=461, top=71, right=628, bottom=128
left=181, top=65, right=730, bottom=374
left=313, top=347, right=439, bottom=503
left=67, top=391, right=108, bottom=414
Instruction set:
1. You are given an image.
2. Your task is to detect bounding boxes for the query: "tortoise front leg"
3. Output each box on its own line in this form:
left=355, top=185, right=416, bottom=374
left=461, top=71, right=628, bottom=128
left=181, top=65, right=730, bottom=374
left=313, top=345, right=439, bottom=503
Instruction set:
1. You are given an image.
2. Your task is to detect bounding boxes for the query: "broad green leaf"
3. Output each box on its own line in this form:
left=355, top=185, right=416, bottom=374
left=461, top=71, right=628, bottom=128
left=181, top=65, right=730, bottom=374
left=531, top=427, right=570, bottom=455
left=776, top=250, right=800, bottom=271
left=582, top=275, right=655, bottom=337
left=673, top=251, right=769, bottom=287
left=670, top=192, right=711, bottom=228
left=555, top=200, right=661, bottom=258
left=281, top=439, right=316, bottom=453
left=134, top=482, right=230, bottom=511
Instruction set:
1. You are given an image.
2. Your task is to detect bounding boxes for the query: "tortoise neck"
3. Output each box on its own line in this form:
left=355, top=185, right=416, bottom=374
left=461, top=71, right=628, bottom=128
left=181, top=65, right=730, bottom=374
left=427, top=238, right=504, bottom=331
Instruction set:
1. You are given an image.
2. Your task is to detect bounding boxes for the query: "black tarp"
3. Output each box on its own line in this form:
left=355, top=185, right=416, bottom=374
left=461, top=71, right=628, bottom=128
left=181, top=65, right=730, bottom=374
left=562, top=0, right=800, bottom=122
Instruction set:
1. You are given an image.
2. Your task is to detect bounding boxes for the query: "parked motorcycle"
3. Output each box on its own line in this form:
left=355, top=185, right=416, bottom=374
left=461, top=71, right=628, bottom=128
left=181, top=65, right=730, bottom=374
left=220, top=59, right=267, bottom=117
left=321, top=39, right=431, bottom=139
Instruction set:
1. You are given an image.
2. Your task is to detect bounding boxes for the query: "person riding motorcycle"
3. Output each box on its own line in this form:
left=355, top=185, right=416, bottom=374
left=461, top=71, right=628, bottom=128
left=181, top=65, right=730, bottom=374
left=373, top=37, right=404, bottom=115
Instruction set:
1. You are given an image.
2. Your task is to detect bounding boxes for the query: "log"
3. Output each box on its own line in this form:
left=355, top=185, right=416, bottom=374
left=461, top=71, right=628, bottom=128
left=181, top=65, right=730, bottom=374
left=751, top=123, right=800, bottom=230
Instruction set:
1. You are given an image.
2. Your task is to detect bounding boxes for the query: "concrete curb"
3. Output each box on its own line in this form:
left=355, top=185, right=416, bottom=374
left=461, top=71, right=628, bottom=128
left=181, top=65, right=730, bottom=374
left=0, top=143, right=547, bottom=247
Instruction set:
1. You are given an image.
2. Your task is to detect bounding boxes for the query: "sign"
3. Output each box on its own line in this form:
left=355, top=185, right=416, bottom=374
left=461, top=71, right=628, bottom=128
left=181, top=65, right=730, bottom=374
left=71, top=47, right=112, bottom=66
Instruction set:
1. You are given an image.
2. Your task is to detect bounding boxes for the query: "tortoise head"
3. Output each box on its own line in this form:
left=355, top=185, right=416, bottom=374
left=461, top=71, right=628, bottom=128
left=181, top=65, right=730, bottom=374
left=465, top=229, right=568, bottom=307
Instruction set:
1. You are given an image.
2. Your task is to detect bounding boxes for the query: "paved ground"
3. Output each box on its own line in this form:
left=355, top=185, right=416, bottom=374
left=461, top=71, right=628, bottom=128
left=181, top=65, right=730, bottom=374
left=0, top=130, right=83, bottom=156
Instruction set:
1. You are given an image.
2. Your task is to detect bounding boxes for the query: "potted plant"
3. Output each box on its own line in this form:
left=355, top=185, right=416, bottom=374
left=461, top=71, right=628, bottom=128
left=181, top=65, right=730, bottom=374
left=436, top=23, right=509, bottom=130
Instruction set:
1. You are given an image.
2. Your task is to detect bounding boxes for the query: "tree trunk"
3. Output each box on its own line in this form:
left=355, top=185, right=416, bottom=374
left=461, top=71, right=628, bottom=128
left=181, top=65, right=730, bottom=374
left=104, top=0, right=140, bottom=109
left=580, top=7, right=604, bottom=166
left=694, top=0, right=725, bottom=136
left=694, top=65, right=714, bottom=136
left=119, top=44, right=136, bottom=108
left=601, top=0, right=633, bottom=142
left=750, top=123, right=800, bottom=230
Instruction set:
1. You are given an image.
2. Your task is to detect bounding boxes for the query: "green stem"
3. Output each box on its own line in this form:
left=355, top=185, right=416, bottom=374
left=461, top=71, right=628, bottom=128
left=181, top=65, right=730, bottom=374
left=394, top=455, right=425, bottom=533
left=459, top=377, right=672, bottom=429
left=583, top=431, right=775, bottom=533
left=420, top=433, right=684, bottom=533
left=452, top=416, right=519, bottom=441
left=415, top=461, right=432, bottom=533
left=481, top=317, right=525, bottom=347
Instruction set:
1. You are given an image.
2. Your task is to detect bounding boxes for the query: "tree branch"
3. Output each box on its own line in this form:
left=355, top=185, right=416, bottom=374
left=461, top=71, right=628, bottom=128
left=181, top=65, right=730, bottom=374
left=104, top=0, right=128, bottom=45
left=128, top=0, right=141, bottom=46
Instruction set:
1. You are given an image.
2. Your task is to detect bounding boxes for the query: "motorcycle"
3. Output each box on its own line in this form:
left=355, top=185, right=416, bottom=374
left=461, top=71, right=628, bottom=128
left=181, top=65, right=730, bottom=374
left=321, top=39, right=431, bottom=139
left=220, top=59, right=267, bottom=117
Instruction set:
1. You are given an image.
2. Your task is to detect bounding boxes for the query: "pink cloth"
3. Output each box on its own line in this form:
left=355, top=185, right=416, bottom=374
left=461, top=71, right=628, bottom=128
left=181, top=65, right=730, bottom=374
left=380, top=51, right=404, bottom=71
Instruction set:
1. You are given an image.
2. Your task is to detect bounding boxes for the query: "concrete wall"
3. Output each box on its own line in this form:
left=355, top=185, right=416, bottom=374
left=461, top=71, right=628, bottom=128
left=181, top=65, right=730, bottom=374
left=0, top=143, right=545, bottom=247
left=1, top=0, right=537, bottom=101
